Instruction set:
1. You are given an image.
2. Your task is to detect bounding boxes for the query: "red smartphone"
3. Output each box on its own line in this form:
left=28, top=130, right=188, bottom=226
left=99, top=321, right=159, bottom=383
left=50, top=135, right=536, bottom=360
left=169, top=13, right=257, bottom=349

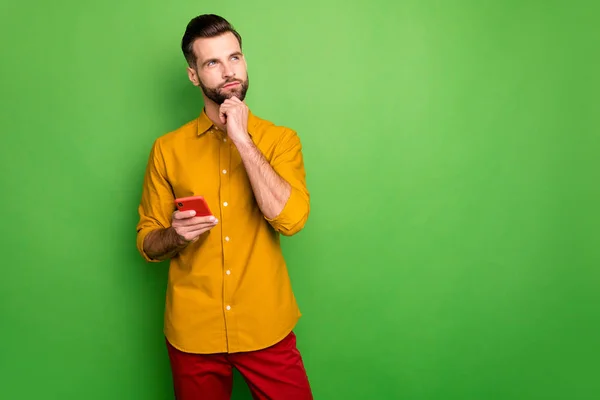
left=174, top=196, right=213, bottom=217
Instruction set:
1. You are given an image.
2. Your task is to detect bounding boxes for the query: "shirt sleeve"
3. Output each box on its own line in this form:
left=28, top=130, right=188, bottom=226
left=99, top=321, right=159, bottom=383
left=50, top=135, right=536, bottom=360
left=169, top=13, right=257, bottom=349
left=264, top=129, right=310, bottom=236
left=136, top=138, right=175, bottom=262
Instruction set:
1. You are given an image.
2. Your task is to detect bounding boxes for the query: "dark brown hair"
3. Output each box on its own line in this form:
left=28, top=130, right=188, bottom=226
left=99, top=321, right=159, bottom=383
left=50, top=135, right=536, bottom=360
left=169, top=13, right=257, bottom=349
left=181, top=14, right=242, bottom=67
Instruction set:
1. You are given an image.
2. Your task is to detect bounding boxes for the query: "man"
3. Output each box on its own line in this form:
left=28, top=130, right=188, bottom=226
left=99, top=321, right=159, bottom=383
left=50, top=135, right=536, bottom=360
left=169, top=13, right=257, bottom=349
left=135, top=13, right=313, bottom=400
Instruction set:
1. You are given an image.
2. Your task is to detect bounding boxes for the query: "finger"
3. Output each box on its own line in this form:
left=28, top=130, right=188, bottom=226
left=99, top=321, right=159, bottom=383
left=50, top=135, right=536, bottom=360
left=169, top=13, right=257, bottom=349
left=219, top=107, right=228, bottom=124
left=175, top=216, right=218, bottom=228
left=173, top=210, right=196, bottom=219
left=222, top=99, right=240, bottom=108
left=189, top=215, right=218, bottom=225
left=220, top=105, right=240, bottom=122
left=220, top=103, right=235, bottom=112
left=195, top=215, right=218, bottom=223
left=181, top=224, right=217, bottom=242
left=177, top=224, right=212, bottom=238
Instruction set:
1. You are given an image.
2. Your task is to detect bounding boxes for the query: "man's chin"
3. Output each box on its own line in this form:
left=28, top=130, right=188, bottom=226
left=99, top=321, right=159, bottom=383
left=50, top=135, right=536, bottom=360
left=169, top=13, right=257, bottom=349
left=223, top=91, right=245, bottom=101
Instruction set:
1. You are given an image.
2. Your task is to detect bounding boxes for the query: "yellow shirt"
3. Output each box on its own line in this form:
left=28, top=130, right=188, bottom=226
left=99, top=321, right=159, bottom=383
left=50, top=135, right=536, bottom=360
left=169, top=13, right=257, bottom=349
left=136, top=109, right=310, bottom=354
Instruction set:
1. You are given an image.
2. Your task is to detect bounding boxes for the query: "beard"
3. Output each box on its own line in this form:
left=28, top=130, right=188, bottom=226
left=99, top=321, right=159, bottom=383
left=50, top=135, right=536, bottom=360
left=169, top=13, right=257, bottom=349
left=198, top=75, right=250, bottom=105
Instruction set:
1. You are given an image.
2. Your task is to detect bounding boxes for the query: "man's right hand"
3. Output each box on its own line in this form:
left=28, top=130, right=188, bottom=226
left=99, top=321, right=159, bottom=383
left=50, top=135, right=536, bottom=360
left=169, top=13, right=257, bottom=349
left=142, top=210, right=218, bottom=261
left=171, top=210, right=218, bottom=243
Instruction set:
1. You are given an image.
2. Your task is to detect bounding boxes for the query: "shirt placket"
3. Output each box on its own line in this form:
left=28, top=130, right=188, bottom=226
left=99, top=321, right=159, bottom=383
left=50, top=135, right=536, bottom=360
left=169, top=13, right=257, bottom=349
left=218, top=131, right=234, bottom=346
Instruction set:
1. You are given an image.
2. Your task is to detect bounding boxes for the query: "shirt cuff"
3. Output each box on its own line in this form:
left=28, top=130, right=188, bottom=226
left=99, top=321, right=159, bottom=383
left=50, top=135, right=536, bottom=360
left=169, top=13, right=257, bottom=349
left=136, top=227, right=162, bottom=263
left=264, top=187, right=309, bottom=236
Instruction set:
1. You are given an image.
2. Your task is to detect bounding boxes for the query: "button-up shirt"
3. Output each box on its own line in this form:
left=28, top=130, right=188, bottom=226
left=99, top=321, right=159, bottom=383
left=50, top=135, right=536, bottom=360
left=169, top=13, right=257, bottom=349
left=135, top=109, right=310, bottom=354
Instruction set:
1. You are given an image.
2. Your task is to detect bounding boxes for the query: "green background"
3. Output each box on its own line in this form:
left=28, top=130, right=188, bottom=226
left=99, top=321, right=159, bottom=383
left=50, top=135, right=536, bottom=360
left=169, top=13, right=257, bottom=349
left=1, top=1, right=599, bottom=399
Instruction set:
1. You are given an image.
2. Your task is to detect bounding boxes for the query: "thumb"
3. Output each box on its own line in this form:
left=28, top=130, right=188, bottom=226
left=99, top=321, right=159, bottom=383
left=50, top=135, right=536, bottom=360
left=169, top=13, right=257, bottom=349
left=174, top=210, right=196, bottom=219
left=219, top=108, right=227, bottom=125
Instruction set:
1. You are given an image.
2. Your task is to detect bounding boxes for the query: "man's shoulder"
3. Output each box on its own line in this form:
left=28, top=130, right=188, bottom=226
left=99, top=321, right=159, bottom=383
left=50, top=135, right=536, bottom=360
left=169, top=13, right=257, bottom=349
left=251, top=113, right=298, bottom=142
left=154, top=117, right=199, bottom=147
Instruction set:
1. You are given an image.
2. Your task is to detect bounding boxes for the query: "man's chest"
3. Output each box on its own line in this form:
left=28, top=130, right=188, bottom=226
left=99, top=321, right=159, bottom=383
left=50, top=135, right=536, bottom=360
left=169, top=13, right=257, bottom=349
left=165, top=134, right=263, bottom=214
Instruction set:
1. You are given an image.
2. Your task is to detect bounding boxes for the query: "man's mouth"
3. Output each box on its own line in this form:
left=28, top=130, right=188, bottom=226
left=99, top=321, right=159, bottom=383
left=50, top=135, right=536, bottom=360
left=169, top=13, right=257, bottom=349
left=222, top=81, right=240, bottom=89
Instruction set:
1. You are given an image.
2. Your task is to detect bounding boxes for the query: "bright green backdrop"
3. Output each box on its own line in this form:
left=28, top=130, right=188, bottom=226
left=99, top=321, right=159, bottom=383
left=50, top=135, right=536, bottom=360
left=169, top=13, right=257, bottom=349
left=1, top=1, right=599, bottom=399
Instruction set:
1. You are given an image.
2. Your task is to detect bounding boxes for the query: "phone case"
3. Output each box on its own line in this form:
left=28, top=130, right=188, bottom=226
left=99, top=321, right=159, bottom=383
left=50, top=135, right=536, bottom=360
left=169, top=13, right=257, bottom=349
left=174, top=196, right=213, bottom=216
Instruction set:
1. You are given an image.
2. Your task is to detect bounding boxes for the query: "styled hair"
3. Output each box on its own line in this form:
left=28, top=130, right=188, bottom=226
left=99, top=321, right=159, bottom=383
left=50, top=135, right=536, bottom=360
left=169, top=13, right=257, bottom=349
left=181, top=14, right=242, bottom=67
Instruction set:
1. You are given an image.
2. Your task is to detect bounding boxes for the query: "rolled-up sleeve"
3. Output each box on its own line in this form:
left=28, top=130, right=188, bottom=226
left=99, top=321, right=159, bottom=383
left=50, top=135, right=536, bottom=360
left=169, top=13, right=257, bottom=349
left=136, top=138, right=174, bottom=262
left=265, top=129, right=310, bottom=236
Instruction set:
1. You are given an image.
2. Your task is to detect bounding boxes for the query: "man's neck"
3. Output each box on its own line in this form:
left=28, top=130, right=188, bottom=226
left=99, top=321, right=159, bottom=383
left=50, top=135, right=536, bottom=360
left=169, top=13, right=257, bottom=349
left=203, top=97, right=226, bottom=131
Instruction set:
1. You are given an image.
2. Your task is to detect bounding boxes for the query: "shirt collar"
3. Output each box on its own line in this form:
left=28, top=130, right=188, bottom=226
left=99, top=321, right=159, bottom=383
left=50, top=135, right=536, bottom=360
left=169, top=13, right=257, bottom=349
left=196, top=107, right=258, bottom=138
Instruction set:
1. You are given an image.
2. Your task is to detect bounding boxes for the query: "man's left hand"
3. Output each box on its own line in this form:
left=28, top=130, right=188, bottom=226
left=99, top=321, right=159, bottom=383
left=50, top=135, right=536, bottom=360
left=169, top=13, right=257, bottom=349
left=219, top=97, right=250, bottom=144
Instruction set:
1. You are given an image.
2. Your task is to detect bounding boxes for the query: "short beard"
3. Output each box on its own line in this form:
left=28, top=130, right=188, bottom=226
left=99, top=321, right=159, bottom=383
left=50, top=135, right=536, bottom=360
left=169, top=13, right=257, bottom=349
left=198, top=74, right=249, bottom=105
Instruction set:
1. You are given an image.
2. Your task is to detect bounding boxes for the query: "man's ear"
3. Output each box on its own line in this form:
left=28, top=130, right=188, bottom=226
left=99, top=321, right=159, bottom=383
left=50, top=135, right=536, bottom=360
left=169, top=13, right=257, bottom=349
left=187, top=66, right=200, bottom=86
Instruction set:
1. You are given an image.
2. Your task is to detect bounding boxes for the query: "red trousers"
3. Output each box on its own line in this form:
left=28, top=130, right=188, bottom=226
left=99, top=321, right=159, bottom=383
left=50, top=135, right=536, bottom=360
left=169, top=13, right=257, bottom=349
left=166, top=331, right=313, bottom=400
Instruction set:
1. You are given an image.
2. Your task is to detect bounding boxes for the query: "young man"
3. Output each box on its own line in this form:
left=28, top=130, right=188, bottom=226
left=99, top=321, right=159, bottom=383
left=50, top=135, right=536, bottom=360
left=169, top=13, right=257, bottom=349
left=135, top=13, right=313, bottom=400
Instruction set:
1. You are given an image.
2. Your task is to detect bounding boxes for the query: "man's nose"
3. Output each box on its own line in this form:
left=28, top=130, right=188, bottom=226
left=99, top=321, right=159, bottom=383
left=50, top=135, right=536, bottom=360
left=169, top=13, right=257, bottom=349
left=222, top=63, right=235, bottom=79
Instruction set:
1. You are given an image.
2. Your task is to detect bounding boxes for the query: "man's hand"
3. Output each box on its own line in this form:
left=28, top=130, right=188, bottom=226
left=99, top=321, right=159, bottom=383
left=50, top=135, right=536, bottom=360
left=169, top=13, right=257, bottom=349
left=171, top=210, right=218, bottom=243
left=142, top=210, right=218, bottom=261
left=219, top=97, right=251, bottom=144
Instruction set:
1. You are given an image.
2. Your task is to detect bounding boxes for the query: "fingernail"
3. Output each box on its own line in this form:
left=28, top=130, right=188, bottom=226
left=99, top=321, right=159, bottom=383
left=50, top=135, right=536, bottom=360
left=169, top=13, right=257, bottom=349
left=190, top=211, right=196, bottom=216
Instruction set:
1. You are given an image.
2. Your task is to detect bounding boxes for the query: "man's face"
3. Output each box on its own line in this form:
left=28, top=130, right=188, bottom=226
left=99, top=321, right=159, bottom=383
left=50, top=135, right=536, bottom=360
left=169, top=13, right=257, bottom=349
left=187, top=32, right=249, bottom=104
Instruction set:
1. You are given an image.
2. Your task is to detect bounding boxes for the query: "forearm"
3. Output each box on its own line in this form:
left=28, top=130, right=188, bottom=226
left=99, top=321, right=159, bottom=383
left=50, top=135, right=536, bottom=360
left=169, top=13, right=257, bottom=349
left=235, top=139, right=291, bottom=219
left=143, top=227, right=187, bottom=261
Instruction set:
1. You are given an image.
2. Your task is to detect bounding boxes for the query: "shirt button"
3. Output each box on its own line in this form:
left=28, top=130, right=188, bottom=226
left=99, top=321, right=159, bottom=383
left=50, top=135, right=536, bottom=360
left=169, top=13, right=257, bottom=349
left=226, top=270, right=231, bottom=275
left=223, top=201, right=228, bottom=207
left=226, top=305, right=231, bottom=311
left=222, top=169, right=227, bottom=174
left=225, top=236, right=230, bottom=242
left=223, top=138, right=227, bottom=142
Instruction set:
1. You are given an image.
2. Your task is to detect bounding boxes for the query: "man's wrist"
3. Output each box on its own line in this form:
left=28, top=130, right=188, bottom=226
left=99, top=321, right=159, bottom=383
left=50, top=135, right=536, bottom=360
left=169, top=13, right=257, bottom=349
left=230, top=131, right=253, bottom=147
left=167, top=226, right=188, bottom=247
